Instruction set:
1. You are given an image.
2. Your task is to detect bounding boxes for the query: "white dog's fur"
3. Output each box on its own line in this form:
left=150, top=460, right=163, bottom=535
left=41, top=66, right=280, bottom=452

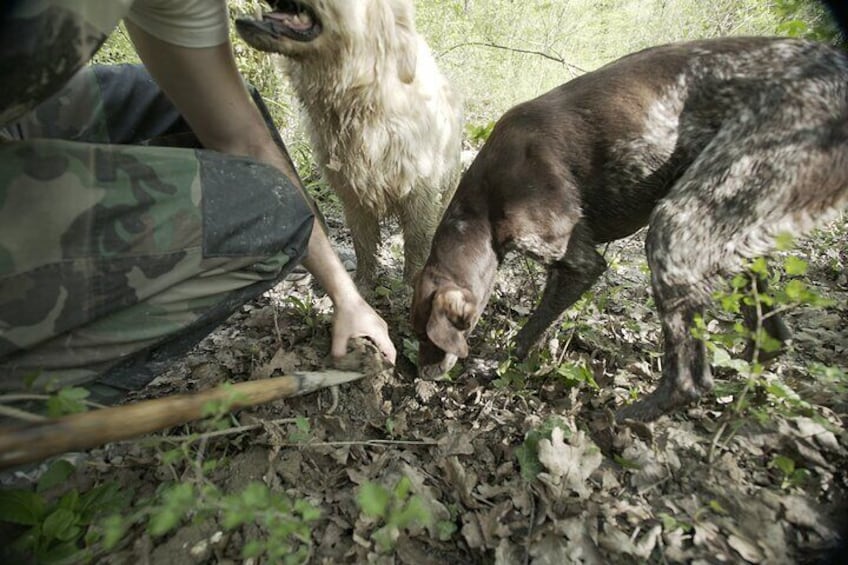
left=237, top=0, right=462, bottom=285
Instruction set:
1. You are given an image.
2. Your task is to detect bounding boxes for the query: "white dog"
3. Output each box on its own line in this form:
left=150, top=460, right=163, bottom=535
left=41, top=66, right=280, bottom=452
left=236, top=0, right=462, bottom=285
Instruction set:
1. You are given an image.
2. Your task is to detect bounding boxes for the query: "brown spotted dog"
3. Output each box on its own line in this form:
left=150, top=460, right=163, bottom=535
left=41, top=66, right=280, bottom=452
left=411, top=36, right=848, bottom=421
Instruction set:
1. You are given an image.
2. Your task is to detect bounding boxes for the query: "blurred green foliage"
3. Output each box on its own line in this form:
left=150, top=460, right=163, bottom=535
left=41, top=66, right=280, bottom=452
left=91, top=1, right=840, bottom=173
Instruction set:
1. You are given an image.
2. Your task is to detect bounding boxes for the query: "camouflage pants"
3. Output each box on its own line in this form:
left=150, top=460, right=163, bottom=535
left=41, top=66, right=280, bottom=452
left=0, top=65, right=314, bottom=402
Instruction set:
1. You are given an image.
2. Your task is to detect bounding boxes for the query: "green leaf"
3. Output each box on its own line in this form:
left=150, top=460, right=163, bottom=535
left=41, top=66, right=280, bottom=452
left=78, top=482, right=129, bottom=521
left=371, top=524, right=398, bottom=553
left=37, top=460, right=76, bottom=493
left=57, top=489, right=80, bottom=513
left=783, top=256, right=808, bottom=276
left=46, top=387, right=90, bottom=417
left=295, top=416, right=310, bottom=434
left=42, top=508, right=78, bottom=542
left=659, top=512, right=679, bottom=531
left=756, top=331, right=783, bottom=354
left=774, top=232, right=795, bottom=250
left=41, top=540, right=85, bottom=565
left=393, top=495, right=431, bottom=529
left=294, top=498, right=321, bottom=522
left=243, top=539, right=265, bottom=559
left=100, top=515, right=128, bottom=550
left=437, top=519, right=458, bottom=540
left=783, top=279, right=807, bottom=301
left=221, top=506, right=252, bottom=529
left=149, top=508, right=182, bottom=537
left=402, top=338, right=419, bottom=365
left=613, top=454, right=642, bottom=470
left=0, top=489, right=47, bottom=525
left=202, top=459, right=220, bottom=474
left=161, top=448, right=184, bottom=466
left=777, top=19, right=809, bottom=37
left=393, top=476, right=412, bottom=501
left=515, top=440, right=543, bottom=482
left=771, top=455, right=796, bottom=475
left=749, top=257, right=768, bottom=276
left=241, top=482, right=271, bottom=509
left=357, top=482, right=390, bottom=519
left=708, top=499, right=729, bottom=515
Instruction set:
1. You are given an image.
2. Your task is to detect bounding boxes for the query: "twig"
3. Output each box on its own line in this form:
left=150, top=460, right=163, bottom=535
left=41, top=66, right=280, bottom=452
left=438, top=41, right=586, bottom=75
left=707, top=420, right=729, bottom=465
left=325, top=385, right=340, bottom=415
left=523, top=487, right=536, bottom=565
left=0, top=405, right=46, bottom=423
left=277, top=439, right=438, bottom=448
left=161, top=418, right=301, bottom=442
left=0, top=393, right=106, bottom=410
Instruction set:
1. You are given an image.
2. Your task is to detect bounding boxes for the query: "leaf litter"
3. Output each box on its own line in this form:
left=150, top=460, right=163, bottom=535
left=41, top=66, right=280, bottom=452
left=2, top=218, right=847, bottom=564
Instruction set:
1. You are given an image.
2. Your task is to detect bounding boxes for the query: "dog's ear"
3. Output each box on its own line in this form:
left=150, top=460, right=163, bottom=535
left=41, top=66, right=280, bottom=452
left=389, top=0, right=418, bottom=83
left=426, top=287, right=476, bottom=358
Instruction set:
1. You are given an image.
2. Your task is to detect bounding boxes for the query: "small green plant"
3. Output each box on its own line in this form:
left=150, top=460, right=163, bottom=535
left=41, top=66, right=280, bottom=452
left=658, top=512, right=693, bottom=534
left=356, top=477, right=432, bottom=553
left=0, top=460, right=131, bottom=564
left=46, top=387, right=92, bottom=417
left=807, top=363, right=847, bottom=396
left=773, top=0, right=843, bottom=44
left=402, top=337, right=419, bottom=366
left=492, top=356, right=530, bottom=390
left=109, top=398, right=322, bottom=562
left=287, top=416, right=312, bottom=443
left=514, top=417, right=570, bottom=482
left=286, top=294, right=322, bottom=330
left=554, top=360, right=599, bottom=390
left=769, top=454, right=811, bottom=490
left=694, top=249, right=836, bottom=417
left=103, top=478, right=320, bottom=563
left=465, top=120, right=496, bottom=146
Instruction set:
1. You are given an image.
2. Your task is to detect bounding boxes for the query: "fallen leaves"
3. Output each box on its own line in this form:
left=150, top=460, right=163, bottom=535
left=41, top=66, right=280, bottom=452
left=31, top=221, right=846, bottom=564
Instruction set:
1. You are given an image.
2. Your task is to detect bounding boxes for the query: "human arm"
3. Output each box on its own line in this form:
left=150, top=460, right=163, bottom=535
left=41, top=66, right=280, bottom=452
left=125, top=20, right=397, bottom=364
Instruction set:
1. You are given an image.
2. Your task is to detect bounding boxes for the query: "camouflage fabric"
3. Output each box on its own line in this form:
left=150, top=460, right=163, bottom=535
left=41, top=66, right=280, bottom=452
left=1, top=22, right=315, bottom=401
left=0, top=0, right=132, bottom=128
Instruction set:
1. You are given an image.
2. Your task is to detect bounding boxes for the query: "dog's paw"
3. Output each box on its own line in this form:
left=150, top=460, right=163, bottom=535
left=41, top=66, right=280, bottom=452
left=616, top=380, right=704, bottom=423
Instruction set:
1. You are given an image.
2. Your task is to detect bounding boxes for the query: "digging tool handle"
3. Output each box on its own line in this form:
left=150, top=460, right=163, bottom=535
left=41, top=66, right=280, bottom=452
left=0, top=369, right=364, bottom=470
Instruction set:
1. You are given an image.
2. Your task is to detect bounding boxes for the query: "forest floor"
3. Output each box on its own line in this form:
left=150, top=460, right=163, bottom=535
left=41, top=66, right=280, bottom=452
left=3, top=212, right=847, bottom=564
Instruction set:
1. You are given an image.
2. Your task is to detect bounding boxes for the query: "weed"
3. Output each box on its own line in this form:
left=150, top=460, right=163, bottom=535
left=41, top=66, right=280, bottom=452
left=103, top=401, right=321, bottom=562
left=465, top=120, right=496, bottom=146
left=286, top=294, right=322, bottom=330
left=0, top=393, right=323, bottom=563
left=693, top=250, right=838, bottom=418
left=0, top=460, right=131, bottom=564
left=769, top=454, right=811, bottom=490
left=515, top=417, right=571, bottom=482
left=356, top=477, right=433, bottom=553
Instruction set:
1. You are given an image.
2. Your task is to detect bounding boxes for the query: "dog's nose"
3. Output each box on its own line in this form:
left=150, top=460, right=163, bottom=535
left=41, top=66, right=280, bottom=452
left=417, top=353, right=458, bottom=380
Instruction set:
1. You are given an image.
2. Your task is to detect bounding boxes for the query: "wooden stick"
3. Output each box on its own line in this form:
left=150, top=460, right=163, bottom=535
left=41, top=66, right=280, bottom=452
left=0, top=369, right=365, bottom=470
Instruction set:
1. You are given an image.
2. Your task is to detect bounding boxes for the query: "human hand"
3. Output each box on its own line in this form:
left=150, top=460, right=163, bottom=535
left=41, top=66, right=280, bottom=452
left=330, top=294, right=397, bottom=365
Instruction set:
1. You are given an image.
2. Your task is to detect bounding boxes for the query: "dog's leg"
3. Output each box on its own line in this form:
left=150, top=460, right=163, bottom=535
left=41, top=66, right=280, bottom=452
left=616, top=203, right=715, bottom=422
left=398, top=185, right=440, bottom=285
left=741, top=273, right=791, bottom=363
left=618, top=104, right=847, bottom=421
left=339, top=192, right=381, bottom=287
left=514, top=221, right=607, bottom=359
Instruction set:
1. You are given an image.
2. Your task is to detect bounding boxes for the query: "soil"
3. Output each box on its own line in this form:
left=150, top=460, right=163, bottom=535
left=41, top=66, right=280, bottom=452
left=3, top=215, right=848, bottom=564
